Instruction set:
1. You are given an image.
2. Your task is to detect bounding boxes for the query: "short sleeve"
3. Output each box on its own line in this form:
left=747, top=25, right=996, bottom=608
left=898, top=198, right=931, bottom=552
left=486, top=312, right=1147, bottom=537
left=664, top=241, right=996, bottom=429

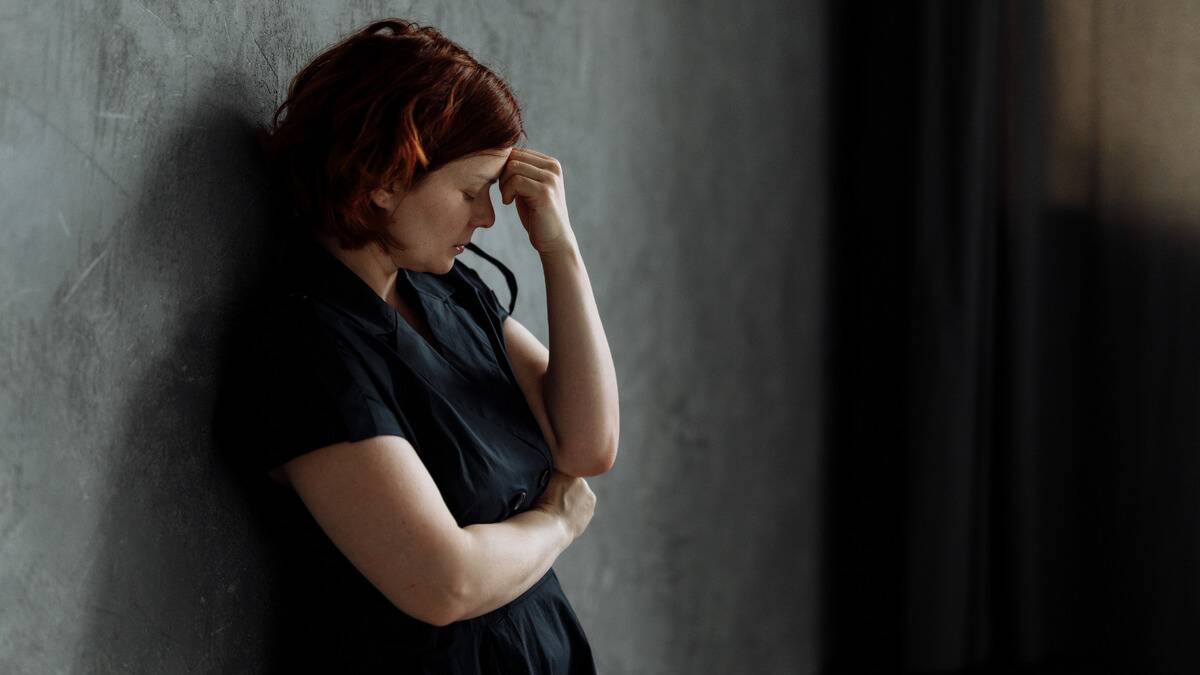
left=457, top=260, right=512, bottom=323
left=249, top=300, right=408, bottom=476
left=483, top=282, right=512, bottom=322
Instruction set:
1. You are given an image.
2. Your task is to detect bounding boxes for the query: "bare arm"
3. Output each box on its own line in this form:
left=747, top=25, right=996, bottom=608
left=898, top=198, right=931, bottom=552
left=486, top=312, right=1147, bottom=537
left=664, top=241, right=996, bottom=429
left=497, top=147, right=620, bottom=476
left=454, top=509, right=572, bottom=621
left=540, top=239, right=620, bottom=476
left=280, top=434, right=571, bottom=626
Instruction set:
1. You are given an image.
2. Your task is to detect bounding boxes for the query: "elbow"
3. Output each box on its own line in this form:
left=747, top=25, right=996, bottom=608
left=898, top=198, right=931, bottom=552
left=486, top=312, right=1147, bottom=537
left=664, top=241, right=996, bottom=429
left=392, top=574, right=465, bottom=628
left=560, top=429, right=618, bottom=477
left=592, top=434, right=618, bottom=475
left=419, top=580, right=466, bottom=628
left=418, top=537, right=475, bottom=627
left=382, top=578, right=463, bottom=628
left=433, top=526, right=492, bottom=626
left=430, top=590, right=465, bottom=628
left=594, top=421, right=619, bottom=474
left=598, top=410, right=619, bottom=473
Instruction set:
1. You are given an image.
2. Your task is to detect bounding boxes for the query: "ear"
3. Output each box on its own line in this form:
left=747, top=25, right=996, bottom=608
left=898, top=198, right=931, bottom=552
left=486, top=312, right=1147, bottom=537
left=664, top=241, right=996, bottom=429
left=370, top=185, right=397, bottom=210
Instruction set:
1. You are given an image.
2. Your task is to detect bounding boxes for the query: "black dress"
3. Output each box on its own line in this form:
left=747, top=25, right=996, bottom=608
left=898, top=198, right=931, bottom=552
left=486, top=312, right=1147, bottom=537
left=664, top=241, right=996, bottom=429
left=243, top=236, right=598, bottom=673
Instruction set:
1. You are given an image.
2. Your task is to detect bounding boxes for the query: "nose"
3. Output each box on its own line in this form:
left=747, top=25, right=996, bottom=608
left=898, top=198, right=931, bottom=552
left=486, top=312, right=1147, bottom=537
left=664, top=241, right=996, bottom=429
left=472, top=198, right=496, bottom=229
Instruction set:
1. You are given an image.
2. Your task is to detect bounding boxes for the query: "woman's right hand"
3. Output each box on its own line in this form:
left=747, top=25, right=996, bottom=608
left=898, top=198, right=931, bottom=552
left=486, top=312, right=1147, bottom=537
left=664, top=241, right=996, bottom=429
left=531, top=469, right=596, bottom=542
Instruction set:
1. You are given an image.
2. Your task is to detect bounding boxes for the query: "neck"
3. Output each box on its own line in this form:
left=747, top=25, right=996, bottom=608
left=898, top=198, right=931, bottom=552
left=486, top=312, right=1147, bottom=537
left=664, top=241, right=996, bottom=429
left=313, top=232, right=401, bottom=307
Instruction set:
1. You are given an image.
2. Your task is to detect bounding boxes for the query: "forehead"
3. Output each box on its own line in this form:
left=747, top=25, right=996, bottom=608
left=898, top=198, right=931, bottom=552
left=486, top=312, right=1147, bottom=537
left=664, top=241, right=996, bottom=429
left=446, top=148, right=513, bottom=174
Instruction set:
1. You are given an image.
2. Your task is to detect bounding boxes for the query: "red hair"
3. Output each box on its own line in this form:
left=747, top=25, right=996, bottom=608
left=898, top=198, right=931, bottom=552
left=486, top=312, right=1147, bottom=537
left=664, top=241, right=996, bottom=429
left=256, top=18, right=526, bottom=252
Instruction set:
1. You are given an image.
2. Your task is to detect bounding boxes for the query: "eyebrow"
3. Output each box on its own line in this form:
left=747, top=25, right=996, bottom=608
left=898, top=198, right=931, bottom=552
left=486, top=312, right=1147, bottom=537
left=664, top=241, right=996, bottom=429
left=472, top=173, right=501, bottom=184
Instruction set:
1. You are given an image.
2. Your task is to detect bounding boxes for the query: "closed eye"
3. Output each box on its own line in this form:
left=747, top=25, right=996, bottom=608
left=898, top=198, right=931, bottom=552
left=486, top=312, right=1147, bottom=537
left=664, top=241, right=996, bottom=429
left=464, top=184, right=493, bottom=202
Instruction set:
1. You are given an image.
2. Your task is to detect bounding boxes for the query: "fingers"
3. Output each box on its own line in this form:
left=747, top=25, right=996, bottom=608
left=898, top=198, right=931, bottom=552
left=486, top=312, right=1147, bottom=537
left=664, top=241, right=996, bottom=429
left=500, top=147, right=566, bottom=206
left=514, top=146, right=552, bottom=161
left=505, top=159, right=555, bottom=181
left=501, top=174, right=547, bottom=205
left=501, top=160, right=557, bottom=204
left=510, top=147, right=562, bottom=175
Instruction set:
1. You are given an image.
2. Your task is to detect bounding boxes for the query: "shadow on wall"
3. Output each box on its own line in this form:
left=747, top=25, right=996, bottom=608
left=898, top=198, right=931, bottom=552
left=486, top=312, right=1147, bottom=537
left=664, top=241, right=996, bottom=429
left=68, top=70, right=298, bottom=670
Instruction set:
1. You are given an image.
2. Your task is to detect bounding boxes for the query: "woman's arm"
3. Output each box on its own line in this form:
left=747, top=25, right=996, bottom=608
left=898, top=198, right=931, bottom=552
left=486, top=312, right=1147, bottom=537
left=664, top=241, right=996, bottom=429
left=537, top=236, right=619, bottom=476
left=502, top=315, right=560, bottom=461
left=455, top=508, right=572, bottom=621
left=281, top=433, right=574, bottom=626
left=498, top=146, right=620, bottom=477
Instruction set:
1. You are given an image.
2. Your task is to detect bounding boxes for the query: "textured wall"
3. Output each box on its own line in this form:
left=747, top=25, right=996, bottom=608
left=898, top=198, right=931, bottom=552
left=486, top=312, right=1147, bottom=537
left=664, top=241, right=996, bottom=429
left=0, top=1, right=826, bottom=672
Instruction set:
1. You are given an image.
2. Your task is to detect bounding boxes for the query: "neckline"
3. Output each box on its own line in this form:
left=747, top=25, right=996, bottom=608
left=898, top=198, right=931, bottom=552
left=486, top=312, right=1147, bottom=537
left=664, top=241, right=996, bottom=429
left=296, top=238, right=472, bottom=378
left=390, top=281, right=445, bottom=355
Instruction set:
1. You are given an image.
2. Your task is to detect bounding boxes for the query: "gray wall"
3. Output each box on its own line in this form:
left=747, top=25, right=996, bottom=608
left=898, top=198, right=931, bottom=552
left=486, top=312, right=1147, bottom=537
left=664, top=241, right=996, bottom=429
left=0, top=1, right=826, bottom=672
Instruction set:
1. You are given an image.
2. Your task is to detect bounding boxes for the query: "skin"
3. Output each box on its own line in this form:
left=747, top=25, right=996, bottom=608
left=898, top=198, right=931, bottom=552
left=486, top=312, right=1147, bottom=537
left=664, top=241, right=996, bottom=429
left=314, top=146, right=515, bottom=302
left=275, top=144, right=619, bottom=624
left=310, top=144, right=619, bottom=477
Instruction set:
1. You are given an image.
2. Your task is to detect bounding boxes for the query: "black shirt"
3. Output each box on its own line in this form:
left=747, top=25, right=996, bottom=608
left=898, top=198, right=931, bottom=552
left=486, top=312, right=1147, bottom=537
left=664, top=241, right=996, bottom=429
left=244, top=237, right=597, bottom=673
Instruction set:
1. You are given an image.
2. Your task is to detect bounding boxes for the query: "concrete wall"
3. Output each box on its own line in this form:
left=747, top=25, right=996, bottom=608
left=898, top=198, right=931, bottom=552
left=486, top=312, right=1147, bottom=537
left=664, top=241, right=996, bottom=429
left=0, top=1, right=826, bottom=672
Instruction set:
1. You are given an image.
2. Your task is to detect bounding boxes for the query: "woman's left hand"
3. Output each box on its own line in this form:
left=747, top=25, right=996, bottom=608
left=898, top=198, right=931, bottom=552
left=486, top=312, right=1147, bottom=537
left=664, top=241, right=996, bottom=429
left=500, top=147, right=576, bottom=255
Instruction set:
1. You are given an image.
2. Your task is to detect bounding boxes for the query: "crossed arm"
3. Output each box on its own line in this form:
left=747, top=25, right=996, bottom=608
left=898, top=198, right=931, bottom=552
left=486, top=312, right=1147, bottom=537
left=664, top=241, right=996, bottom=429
left=500, top=246, right=619, bottom=477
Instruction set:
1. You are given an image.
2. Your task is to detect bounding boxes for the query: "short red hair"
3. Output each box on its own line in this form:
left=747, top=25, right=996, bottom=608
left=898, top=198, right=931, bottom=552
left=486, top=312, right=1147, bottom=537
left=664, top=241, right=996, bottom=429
left=256, top=18, right=526, bottom=252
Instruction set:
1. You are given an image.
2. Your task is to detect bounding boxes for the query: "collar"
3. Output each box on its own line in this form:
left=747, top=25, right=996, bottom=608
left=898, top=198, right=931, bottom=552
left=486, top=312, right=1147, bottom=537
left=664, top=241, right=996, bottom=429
left=295, top=238, right=457, bottom=338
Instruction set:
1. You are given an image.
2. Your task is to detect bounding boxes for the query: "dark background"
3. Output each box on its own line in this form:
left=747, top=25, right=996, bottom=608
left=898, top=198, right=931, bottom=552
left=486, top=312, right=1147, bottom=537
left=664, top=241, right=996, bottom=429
left=823, top=2, right=1200, bottom=673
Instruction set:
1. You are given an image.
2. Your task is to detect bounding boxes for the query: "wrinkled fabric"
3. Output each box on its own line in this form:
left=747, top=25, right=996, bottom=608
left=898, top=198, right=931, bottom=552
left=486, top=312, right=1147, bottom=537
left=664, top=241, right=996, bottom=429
left=245, top=236, right=597, bottom=674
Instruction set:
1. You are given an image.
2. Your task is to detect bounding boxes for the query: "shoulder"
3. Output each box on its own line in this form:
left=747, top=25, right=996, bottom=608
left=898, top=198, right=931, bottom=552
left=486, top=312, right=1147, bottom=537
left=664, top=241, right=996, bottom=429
left=448, top=258, right=512, bottom=308
left=439, top=259, right=500, bottom=309
left=452, top=256, right=516, bottom=303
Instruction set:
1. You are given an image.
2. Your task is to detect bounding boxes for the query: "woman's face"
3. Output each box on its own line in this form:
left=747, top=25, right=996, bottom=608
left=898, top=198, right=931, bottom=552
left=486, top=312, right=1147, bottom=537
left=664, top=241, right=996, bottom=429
left=371, top=146, right=514, bottom=274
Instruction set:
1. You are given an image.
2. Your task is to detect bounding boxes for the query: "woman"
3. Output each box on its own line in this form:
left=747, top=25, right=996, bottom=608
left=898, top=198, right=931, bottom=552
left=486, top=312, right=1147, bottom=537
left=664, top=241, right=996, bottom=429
left=247, top=18, right=619, bottom=673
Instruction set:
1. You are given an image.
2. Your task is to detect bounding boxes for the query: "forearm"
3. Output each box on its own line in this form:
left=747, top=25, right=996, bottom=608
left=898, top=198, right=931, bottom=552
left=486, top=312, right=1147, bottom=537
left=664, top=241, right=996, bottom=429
left=451, top=508, right=573, bottom=622
left=539, top=233, right=620, bottom=475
